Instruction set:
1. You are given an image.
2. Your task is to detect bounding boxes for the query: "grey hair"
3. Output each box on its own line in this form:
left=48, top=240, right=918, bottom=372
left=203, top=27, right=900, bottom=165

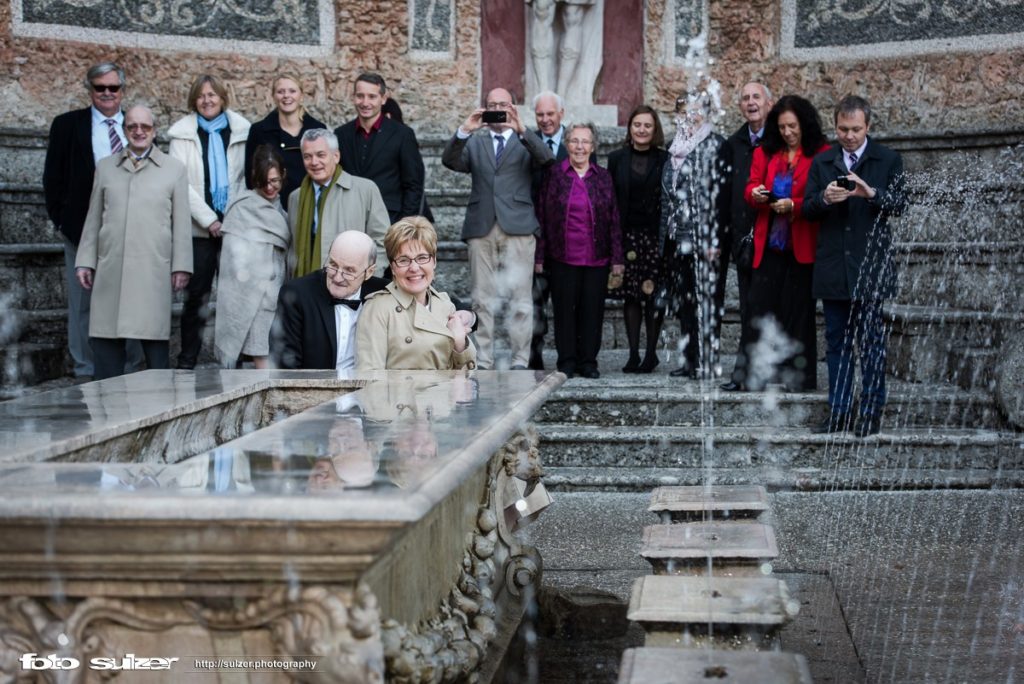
left=300, top=128, right=339, bottom=151
left=533, top=90, right=564, bottom=110
left=567, top=121, right=598, bottom=145
left=123, top=102, right=155, bottom=125
left=85, top=62, right=125, bottom=89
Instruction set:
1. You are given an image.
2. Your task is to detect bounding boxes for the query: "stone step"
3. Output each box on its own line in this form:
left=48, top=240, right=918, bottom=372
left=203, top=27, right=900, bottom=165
left=536, top=424, right=1023, bottom=473
left=538, top=383, right=1001, bottom=429
left=541, top=465, right=1024, bottom=492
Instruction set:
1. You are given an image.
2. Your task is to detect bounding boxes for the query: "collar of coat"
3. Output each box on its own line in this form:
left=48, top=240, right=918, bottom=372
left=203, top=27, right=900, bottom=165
left=115, top=145, right=168, bottom=168
left=367, top=281, right=456, bottom=338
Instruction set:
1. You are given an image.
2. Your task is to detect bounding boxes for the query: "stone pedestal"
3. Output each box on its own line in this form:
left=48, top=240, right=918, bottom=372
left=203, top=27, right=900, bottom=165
left=618, top=648, right=813, bottom=684
left=648, top=484, right=769, bottom=523
left=640, top=522, right=778, bottom=576
left=627, top=575, right=799, bottom=650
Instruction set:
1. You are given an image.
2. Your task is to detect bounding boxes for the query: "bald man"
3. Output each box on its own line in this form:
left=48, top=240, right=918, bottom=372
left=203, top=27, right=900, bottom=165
left=270, top=231, right=386, bottom=370
left=441, top=87, right=554, bottom=369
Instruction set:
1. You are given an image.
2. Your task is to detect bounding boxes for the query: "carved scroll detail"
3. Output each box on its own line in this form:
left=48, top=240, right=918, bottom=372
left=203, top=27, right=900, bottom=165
left=381, top=427, right=546, bottom=683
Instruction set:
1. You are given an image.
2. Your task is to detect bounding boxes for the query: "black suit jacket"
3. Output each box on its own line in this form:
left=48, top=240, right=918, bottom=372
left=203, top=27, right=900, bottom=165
left=271, top=272, right=388, bottom=370
left=803, top=139, right=907, bottom=301
left=335, top=116, right=426, bottom=223
left=43, top=107, right=97, bottom=245
left=719, top=123, right=761, bottom=260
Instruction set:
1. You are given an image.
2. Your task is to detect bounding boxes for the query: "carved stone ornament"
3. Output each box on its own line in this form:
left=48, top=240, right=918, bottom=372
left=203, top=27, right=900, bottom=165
left=381, top=428, right=545, bottom=683
left=0, top=585, right=383, bottom=684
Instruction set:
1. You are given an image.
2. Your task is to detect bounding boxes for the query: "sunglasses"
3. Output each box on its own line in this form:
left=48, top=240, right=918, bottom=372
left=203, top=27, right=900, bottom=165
left=92, top=84, right=122, bottom=93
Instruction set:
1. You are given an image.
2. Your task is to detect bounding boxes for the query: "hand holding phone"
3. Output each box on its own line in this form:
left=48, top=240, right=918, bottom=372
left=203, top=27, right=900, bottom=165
left=837, top=175, right=856, bottom=191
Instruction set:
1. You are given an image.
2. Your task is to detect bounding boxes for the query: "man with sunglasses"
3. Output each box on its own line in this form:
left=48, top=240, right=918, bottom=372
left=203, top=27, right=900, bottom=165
left=44, top=62, right=144, bottom=382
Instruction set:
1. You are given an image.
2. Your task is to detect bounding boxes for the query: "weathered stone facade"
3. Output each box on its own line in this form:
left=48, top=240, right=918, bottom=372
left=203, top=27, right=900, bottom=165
left=1, top=1, right=1022, bottom=135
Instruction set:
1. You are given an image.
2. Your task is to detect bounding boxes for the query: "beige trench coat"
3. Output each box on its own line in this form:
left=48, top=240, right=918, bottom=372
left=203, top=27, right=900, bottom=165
left=286, top=170, right=389, bottom=275
left=76, top=147, right=193, bottom=340
left=355, top=282, right=476, bottom=371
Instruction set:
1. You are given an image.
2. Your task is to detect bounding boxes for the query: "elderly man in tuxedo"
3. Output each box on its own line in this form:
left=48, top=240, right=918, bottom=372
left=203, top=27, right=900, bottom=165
left=803, top=95, right=907, bottom=437
left=43, top=62, right=145, bottom=380
left=442, top=87, right=554, bottom=370
left=272, top=231, right=386, bottom=370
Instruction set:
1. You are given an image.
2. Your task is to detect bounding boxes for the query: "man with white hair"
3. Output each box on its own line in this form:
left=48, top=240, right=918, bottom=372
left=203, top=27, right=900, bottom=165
left=288, top=129, right=389, bottom=278
left=271, top=231, right=386, bottom=370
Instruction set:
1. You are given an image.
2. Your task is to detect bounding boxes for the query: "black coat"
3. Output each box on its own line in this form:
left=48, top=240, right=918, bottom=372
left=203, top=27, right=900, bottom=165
left=335, top=116, right=426, bottom=223
left=607, top=145, right=669, bottom=232
left=719, top=123, right=761, bottom=261
left=244, top=110, right=326, bottom=209
left=42, top=107, right=97, bottom=245
left=802, top=139, right=907, bottom=301
left=271, top=272, right=388, bottom=370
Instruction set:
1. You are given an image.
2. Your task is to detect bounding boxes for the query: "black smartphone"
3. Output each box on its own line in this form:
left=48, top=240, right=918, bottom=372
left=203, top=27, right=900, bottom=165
left=481, top=110, right=507, bottom=124
left=765, top=191, right=781, bottom=202
left=837, top=175, right=856, bottom=191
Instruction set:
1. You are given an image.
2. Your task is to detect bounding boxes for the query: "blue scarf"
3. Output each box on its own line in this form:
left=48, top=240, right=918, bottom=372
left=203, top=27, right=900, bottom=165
left=197, top=112, right=229, bottom=213
left=768, top=169, right=794, bottom=252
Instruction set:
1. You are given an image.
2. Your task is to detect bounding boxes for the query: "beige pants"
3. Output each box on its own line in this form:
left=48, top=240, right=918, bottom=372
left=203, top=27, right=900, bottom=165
left=468, top=224, right=535, bottom=369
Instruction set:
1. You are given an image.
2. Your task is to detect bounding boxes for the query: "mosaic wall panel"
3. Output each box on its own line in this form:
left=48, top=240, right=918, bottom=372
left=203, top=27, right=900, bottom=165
left=409, top=0, right=454, bottom=58
left=783, top=0, right=1024, bottom=58
left=12, top=0, right=334, bottom=56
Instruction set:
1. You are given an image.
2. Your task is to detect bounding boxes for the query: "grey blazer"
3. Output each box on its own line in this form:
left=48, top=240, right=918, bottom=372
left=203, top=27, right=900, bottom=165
left=441, top=128, right=554, bottom=240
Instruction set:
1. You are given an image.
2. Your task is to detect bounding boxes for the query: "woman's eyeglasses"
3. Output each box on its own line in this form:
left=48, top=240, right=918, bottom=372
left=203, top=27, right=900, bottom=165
left=391, top=254, right=434, bottom=269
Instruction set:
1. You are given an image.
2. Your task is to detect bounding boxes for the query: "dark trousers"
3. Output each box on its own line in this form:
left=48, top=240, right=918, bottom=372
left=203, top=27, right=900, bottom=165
left=747, top=249, right=817, bottom=391
left=178, top=236, right=220, bottom=368
left=548, top=261, right=608, bottom=374
left=92, top=337, right=170, bottom=380
left=529, top=270, right=550, bottom=370
left=823, top=298, right=888, bottom=417
left=729, top=262, right=754, bottom=385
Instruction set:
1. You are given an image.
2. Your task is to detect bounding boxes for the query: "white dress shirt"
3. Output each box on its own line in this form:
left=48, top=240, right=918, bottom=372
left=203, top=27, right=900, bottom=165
left=846, top=140, right=868, bottom=171
left=90, top=106, right=126, bottom=164
left=334, top=295, right=362, bottom=370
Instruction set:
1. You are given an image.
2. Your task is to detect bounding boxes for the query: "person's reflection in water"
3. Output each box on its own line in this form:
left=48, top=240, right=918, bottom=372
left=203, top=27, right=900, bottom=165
left=306, top=417, right=379, bottom=492
left=382, top=418, right=439, bottom=489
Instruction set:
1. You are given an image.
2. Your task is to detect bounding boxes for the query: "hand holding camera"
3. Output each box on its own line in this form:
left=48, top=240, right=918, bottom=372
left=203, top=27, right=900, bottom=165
left=825, top=171, right=874, bottom=204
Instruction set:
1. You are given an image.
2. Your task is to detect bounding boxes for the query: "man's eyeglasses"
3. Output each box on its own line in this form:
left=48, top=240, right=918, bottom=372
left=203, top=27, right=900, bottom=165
left=92, top=84, right=123, bottom=93
left=391, top=254, right=434, bottom=269
left=124, top=123, right=154, bottom=133
left=324, top=264, right=366, bottom=281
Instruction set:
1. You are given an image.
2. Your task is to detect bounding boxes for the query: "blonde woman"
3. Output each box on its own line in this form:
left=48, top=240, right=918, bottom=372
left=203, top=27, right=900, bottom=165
left=356, top=217, right=476, bottom=370
left=244, top=73, right=325, bottom=208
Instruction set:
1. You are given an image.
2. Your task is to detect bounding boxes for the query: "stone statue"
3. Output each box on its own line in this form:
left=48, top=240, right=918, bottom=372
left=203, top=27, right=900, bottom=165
left=525, top=0, right=604, bottom=106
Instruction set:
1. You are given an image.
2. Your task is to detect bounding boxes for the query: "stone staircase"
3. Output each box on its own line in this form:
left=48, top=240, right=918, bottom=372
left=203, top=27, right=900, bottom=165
left=533, top=349, right=1023, bottom=493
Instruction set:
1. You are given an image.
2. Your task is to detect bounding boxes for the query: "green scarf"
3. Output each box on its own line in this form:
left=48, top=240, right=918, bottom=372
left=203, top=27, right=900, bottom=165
left=293, top=166, right=342, bottom=278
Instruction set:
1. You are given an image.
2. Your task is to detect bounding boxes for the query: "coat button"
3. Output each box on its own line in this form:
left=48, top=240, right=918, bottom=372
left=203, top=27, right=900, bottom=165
left=395, top=305, right=403, bottom=312
left=467, top=361, right=476, bottom=370
left=405, top=336, right=413, bottom=344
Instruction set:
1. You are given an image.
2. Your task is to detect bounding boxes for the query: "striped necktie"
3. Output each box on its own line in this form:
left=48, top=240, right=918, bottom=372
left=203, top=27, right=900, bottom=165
left=495, top=135, right=505, bottom=165
left=105, top=119, right=123, bottom=154
left=848, top=151, right=858, bottom=169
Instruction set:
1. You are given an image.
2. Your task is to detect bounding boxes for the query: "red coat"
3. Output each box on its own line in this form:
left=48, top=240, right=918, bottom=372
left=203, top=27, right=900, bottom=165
left=744, top=144, right=829, bottom=268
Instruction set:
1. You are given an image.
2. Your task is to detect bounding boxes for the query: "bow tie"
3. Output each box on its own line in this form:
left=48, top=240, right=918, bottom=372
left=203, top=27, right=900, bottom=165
left=332, top=298, right=360, bottom=310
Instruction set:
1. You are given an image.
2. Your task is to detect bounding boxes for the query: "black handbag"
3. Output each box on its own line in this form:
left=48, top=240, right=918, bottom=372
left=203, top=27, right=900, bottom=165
left=736, top=230, right=754, bottom=269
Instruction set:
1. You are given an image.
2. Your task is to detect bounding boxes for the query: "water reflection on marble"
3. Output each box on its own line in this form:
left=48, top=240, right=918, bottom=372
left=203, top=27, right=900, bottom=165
left=0, top=370, right=551, bottom=504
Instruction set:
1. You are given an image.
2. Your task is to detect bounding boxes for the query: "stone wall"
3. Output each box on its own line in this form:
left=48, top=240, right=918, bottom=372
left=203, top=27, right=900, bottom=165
left=1, top=1, right=1022, bottom=136
left=646, top=0, right=1024, bottom=136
